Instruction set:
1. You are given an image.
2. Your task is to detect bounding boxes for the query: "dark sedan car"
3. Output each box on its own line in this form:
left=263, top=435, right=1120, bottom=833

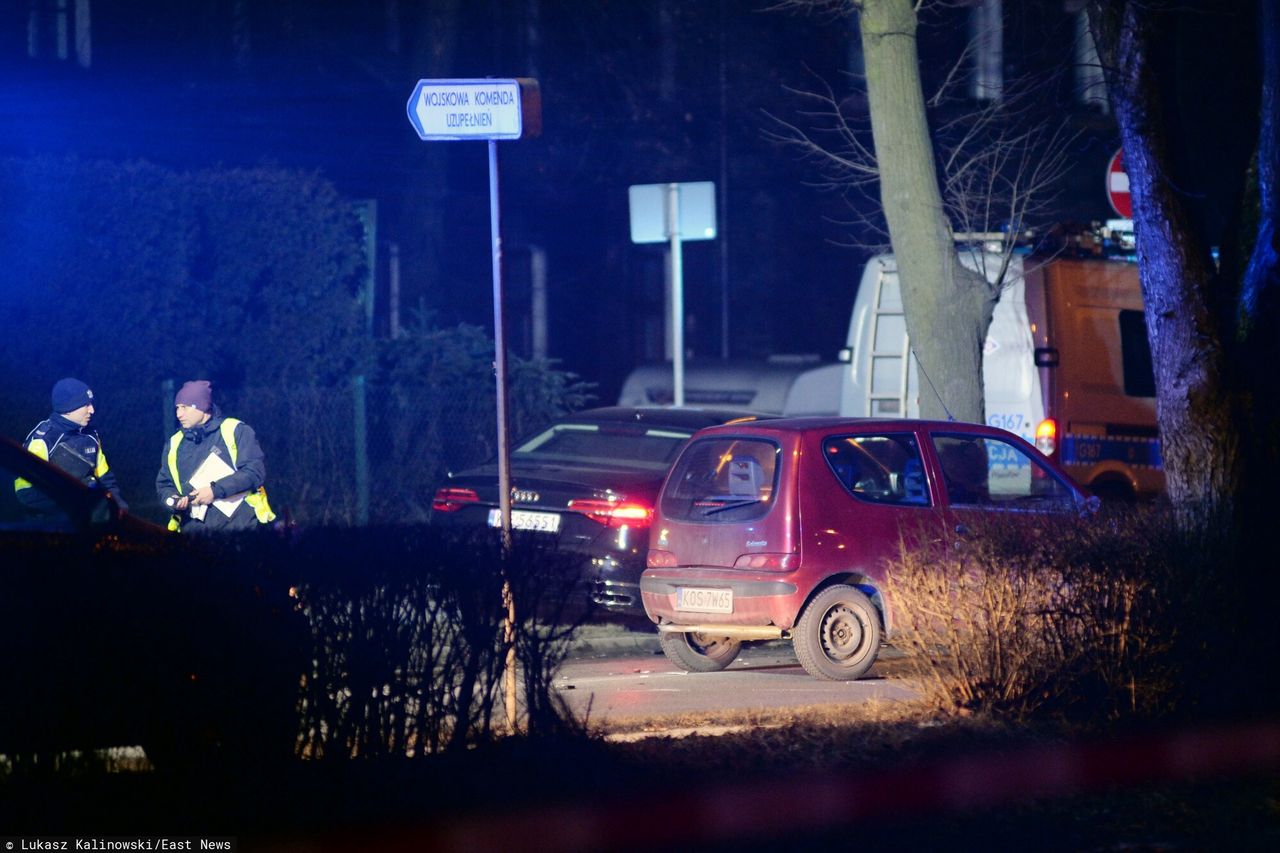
left=2, top=433, right=175, bottom=759
left=0, top=432, right=161, bottom=537
left=2, top=434, right=298, bottom=770
left=430, top=406, right=766, bottom=620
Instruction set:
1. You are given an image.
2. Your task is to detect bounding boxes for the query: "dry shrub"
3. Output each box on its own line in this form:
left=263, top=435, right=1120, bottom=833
left=885, top=507, right=1204, bottom=724
left=292, top=525, right=591, bottom=760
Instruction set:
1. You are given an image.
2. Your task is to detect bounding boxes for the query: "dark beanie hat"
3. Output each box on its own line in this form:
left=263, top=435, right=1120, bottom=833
left=52, top=378, right=94, bottom=413
left=175, top=380, right=213, bottom=413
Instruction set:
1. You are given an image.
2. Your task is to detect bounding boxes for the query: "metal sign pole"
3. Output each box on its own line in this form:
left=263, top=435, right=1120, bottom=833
left=490, top=140, right=512, bottom=545
left=490, top=138, right=519, bottom=732
left=408, top=78, right=539, bottom=735
left=666, top=182, right=685, bottom=407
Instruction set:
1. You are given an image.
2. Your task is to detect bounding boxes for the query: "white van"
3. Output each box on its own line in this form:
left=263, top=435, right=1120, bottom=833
left=618, top=246, right=1164, bottom=500
left=835, top=249, right=1162, bottom=499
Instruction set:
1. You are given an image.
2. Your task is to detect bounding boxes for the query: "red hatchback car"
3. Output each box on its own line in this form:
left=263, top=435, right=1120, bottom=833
left=640, top=418, right=1093, bottom=681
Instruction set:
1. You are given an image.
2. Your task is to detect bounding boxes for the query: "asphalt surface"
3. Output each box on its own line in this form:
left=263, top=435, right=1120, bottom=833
left=565, top=622, right=664, bottom=657
left=557, top=625, right=918, bottom=724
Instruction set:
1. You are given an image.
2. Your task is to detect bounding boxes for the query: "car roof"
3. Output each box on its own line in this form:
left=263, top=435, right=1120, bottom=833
left=1, top=433, right=166, bottom=534
left=553, top=406, right=771, bottom=430
left=689, top=416, right=1008, bottom=437
left=1, top=432, right=99, bottom=501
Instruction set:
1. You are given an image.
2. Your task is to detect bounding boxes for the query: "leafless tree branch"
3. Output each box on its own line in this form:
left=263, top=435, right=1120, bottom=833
left=767, top=41, right=1080, bottom=268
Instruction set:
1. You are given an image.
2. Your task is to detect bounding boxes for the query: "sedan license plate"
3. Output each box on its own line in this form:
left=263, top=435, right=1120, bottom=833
left=675, top=586, right=733, bottom=614
left=488, top=508, right=561, bottom=533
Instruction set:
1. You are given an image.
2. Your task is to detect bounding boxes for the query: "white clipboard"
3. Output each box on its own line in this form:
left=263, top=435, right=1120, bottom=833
left=188, top=451, right=246, bottom=519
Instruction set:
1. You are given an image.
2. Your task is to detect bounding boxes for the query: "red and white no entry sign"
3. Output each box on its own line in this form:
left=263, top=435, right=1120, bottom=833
left=1106, top=148, right=1132, bottom=219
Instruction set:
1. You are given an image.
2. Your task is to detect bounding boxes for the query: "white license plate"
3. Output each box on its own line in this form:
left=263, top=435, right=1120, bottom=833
left=675, top=586, right=733, bottom=614
left=488, top=508, right=561, bottom=533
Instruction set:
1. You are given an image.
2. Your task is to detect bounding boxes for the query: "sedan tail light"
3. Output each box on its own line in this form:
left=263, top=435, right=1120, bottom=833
left=567, top=498, right=653, bottom=528
left=432, top=487, right=480, bottom=512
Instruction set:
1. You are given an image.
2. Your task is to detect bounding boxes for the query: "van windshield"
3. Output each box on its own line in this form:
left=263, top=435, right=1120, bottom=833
left=660, top=437, right=779, bottom=522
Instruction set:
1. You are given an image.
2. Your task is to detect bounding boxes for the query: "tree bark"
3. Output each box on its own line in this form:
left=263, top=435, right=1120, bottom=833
left=1088, top=1, right=1243, bottom=516
left=1239, top=0, right=1280, bottom=517
left=860, top=0, right=993, bottom=423
left=1242, top=0, right=1280, bottom=329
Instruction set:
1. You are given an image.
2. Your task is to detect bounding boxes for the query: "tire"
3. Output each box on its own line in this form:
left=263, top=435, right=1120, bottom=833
left=1089, top=478, right=1135, bottom=503
left=659, top=629, right=742, bottom=672
left=793, top=584, right=881, bottom=681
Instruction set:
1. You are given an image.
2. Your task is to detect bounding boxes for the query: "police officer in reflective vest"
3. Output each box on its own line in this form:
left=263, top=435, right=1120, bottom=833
left=15, top=377, right=128, bottom=517
left=156, top=380, right=275, bottom=533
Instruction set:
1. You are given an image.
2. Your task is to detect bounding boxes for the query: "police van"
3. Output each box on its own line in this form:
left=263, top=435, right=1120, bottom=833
left=618, top=228, right=1163, bottom=500
left=838, top=240, right=1161, bottom=500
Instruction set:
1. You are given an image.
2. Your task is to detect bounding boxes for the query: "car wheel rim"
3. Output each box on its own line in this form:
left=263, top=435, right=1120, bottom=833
left=820, top=603, right=865, bottom=663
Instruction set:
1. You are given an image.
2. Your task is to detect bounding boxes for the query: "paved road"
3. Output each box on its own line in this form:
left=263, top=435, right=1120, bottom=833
left=554, top=636, right=917, bottom=724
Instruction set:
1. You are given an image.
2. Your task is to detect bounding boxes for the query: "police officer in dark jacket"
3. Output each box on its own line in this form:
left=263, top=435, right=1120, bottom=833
left=15, top=377, right=128, bottom=516
left=156, top=380, right=276, bottom=533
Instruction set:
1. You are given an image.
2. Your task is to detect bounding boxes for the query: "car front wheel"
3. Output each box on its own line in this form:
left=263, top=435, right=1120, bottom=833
left=793, top=584, right=881, bottom=681
left=659, top=629, right=742, bottom=672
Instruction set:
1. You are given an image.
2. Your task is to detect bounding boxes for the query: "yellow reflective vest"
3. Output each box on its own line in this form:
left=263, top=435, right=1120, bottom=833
left=166, top=417, right=276, bottom=531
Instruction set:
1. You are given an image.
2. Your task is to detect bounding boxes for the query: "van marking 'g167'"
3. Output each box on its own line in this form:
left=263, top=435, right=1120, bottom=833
left=987, top=413, right=1025, bottom=433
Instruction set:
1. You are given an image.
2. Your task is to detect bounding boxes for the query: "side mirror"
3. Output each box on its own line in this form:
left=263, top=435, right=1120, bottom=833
left=1034, top=347, right=1060, bottom=368
left=1081, top=494, right=1102, bottom=517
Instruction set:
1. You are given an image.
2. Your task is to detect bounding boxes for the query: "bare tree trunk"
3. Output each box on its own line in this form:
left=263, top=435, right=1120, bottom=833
left=1242, top=0, right=1280, bottom=330
left=860, top=0, right=992, bottom=423
left=1088, top=1, right=1242, bottom=515
left=1240, top=0, right=1280, bottom=513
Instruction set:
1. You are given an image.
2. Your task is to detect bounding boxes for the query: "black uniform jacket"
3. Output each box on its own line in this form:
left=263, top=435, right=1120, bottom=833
left=17, top=413, right=127, bottom=516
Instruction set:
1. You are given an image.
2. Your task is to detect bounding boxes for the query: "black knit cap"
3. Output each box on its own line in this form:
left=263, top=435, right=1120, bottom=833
left=52, top=378, right=93, bottom=413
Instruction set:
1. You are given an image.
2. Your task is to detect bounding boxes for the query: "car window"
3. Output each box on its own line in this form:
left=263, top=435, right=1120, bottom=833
left=932, top=434, right=1074, bottom=508
left=660, top=437, right=779, bottom=522
left=513, top=422, right=693, bottom=470
left=822, top=433, right=930, bottom=506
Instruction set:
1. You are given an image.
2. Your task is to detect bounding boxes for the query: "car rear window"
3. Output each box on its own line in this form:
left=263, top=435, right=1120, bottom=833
left=822, top=433, right=930, bottom=506
left=513, top=422, right=693, bottom=470
left=660, top=437, right=779, bottom=522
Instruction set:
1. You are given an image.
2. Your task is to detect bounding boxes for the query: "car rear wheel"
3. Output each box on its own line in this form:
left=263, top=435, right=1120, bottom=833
left=793, top=584, right=881, bottom=681
left=659, top=629, right=742, bottom=672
